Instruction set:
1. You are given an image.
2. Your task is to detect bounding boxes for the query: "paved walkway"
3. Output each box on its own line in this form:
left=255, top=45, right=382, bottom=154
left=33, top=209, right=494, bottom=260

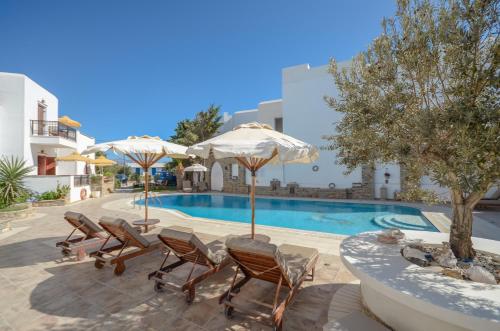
left=0, top=193, right=388, bottom=331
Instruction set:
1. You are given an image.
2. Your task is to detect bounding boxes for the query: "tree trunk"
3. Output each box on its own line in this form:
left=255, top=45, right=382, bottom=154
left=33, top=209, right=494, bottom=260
left=449, top=190, right=475, bottom=259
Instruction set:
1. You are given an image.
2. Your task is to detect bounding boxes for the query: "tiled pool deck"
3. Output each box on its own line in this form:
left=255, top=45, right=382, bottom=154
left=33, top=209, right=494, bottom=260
left=1, top=192, right=498, bottom=331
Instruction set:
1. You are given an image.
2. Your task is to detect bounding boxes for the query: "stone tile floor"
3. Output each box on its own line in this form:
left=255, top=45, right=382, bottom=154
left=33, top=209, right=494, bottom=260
left=0, top=193, right=378, bottom=331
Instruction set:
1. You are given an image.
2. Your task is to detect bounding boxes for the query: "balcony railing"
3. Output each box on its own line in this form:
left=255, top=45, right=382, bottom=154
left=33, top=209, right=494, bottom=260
left=73, top=175, right=90, bottom=187
left=30, top=120, right=77, bottom=142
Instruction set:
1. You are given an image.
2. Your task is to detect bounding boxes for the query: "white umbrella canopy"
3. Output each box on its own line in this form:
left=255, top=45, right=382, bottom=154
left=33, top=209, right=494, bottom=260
left=187, top=122, right=319, bottom=239
left=84, top=135, right=189, bottom=159
left=183, top=163, right=208, bottom=172
left=187, top=122, right=319, bottom=164
left=83, top=135, right=190, bottom=221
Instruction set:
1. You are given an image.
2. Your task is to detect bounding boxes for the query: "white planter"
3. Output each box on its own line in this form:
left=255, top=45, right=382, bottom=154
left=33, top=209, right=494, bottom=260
left=340, top=231, right=500, bottom=331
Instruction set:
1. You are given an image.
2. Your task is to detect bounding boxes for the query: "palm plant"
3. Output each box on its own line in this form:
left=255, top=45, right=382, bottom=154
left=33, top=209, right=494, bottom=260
left=0, top=156, right=33, bottom=208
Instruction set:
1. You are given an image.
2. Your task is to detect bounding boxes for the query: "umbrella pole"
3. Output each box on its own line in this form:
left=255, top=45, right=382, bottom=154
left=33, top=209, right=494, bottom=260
left=251, top=170, right=256, bottom=239
left=144, top=167, right=149, bottom=221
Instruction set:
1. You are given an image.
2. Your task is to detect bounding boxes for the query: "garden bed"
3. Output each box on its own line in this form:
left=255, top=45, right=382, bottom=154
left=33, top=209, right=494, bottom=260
left=341, top=230, right=500, bottom=331
left=0, top=203, right=33, bottom=230
left=32, top=199, right=67, bottom=207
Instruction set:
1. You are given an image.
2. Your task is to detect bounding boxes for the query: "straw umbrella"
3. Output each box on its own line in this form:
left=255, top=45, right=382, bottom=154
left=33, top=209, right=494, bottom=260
left=58, top=116, right=81, bottom=128
left=91, top=155, right=117, bottom=174
left=187, top=122, right=319, bottom=239
left=83, top=136, right=189, bottom=220
left=56, top=151, right=94, bottom=174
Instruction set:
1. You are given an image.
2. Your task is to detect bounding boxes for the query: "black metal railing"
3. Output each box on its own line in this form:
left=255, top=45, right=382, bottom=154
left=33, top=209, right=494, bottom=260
left=73, top=175, right=90, bottom=187
left=30, top=120, right=77, bottom=142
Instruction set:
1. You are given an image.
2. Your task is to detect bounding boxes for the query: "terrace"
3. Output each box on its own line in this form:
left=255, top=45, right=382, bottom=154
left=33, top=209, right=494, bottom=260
left=0, top=193, right=392, bottom=331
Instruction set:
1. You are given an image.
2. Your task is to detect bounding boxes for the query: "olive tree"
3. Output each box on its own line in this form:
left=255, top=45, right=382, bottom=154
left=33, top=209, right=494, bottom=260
left=325, top=0, right=499, bottom=259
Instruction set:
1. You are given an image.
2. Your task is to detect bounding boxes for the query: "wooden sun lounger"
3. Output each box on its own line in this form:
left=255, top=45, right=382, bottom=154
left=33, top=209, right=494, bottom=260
left=56, top=211, right=123, bottom=260
left=219, top=237, right=319, bottom=331
left=92, top=217, right=162, bottom=276
left=148, top=226, right=231, bottom=304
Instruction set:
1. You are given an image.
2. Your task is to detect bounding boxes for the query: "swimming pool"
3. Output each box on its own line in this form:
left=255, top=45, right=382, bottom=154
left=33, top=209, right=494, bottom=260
left=140, top=194, right=438, bottom=235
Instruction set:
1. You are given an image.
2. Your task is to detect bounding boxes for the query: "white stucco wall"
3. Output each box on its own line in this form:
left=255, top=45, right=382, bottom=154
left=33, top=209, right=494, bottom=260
left=374, top=163, right=401, bottom=199
left=256, top=99, right=282, bottom=128
left=23, top=75, right=59, bottom=173
left=0, top=72, right=96, bottom=197
left=0, top=73, right=27, bottom=161
left=219, top=109, right=258, bottom=134
left=281, top=63, right=362, bottom=188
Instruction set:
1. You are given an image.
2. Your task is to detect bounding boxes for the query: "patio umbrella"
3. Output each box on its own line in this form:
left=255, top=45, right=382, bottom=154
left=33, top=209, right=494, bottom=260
left=91, top=155, right=117, bottom=174
left=56, top=151, right=91, bottom=162
left=183, top=163, right=208, bottom=172
left=187, top=122, right=319, bottom=239
left=83, top=135, right=190, bottom=220
left=184, top=163, right=208, bottom=185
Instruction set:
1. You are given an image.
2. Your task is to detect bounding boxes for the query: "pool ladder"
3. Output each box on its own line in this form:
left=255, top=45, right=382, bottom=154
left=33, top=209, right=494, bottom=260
left=133, top=191, right=162, bottom=209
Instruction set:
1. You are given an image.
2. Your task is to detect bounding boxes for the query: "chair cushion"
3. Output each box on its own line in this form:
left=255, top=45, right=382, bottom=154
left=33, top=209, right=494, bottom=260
left=64, top=211, right=102, bottom=235
left=278, top=244, right=319, bottom=286
left=225, top=237, right=318, bottom=286
left=159, top=226, right=227, bottom=265
left=99, top=217, right=151, bottom=248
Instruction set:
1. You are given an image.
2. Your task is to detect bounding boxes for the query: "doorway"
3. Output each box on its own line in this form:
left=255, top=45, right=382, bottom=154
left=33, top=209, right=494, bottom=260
left=210, top=162, right=223, bottom=191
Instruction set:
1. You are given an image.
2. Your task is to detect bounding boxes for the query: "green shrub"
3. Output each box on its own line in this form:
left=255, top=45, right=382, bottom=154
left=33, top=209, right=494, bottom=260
left=37, top=184, right=70, bottom=201
left=0, top=156, right=33, bottom=208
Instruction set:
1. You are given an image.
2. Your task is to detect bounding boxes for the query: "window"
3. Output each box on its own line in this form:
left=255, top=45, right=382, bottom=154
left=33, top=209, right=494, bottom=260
left=274, top=117, right=283, bottom=132
left=231, top=163, right=239, bottom=178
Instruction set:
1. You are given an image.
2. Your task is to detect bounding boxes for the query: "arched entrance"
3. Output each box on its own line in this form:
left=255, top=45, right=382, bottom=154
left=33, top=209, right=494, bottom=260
left=210, top=162, right=223, bottom=191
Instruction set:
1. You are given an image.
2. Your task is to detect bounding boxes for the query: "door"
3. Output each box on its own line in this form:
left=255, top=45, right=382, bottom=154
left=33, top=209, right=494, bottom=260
left=37, top=155, right=47, bottom=175
left=210, top=162, right=223, bottom=191
left=45, top=157, right=56, bottom=175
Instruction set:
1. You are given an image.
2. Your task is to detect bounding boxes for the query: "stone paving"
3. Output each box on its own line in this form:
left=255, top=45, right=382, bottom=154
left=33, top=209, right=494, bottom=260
left=3, top=192, right=497, bottom=330
left=0, top=193, right=385, bottom=331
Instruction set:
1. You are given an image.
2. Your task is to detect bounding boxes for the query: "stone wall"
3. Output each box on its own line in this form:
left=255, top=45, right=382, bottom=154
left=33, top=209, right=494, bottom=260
left=205, top=155, right=376, bottom=200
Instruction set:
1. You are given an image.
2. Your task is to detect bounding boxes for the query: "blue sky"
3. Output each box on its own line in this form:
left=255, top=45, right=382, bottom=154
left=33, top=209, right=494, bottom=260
left=0, top=0, right=395, bottom=143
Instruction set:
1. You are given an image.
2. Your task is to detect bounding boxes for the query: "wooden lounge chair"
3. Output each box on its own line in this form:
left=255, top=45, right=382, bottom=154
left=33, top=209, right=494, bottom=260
left=148, top=226, right=231, bottom=303
left=56, top=211, right=122, bottom=260
left=220, top=237, right=319, bottom=331
left=93, top=216, right=162, bottom=276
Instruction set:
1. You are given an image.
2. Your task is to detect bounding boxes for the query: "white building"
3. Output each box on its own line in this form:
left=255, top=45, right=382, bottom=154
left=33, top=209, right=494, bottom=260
left=216, top=62, right=450, bottom=200
left=0, top=72, right=95, bottom=202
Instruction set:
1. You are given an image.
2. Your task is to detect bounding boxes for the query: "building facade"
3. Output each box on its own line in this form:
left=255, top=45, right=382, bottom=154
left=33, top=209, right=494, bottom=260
left=212, top=62, right=451, bottom=201
left=0, top=72, right=95, bottom=202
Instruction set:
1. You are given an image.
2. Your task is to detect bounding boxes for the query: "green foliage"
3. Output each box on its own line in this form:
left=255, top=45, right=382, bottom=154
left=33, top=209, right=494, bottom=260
left=326, top=0, right=499, bottom=204
left=129, top=173, right=141, bottom=183
left=170, top=104, right=223, bottom=146
left=169, top=104, right=223, bottom=167
left=37, top=184, right=70, bottom=201
left=325, top=0, right=499, bottom=258
left=95, top=151, right=106, bottom=157
left=0, top=156, right=33, bottom=208
left=90, top=175, right=102, bottom=184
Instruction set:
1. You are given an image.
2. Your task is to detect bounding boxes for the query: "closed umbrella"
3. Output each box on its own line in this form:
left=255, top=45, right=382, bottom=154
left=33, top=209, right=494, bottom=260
left=187, top=122, right=319, bottom=239
left=83, top=135, right=189, bottom=220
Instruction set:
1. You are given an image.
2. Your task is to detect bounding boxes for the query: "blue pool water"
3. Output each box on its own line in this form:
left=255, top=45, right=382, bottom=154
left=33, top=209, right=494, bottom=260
left=140, top=194, right=438, bottom=235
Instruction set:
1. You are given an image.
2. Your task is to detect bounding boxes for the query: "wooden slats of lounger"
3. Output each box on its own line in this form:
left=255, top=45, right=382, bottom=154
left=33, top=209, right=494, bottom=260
left=220, top=237, right=319, bottom=331
left=56, top=211, right=122, bottom=261
left=92, top=217, right=162, bottom=276
left=148, top=226, right=231, bottom=303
